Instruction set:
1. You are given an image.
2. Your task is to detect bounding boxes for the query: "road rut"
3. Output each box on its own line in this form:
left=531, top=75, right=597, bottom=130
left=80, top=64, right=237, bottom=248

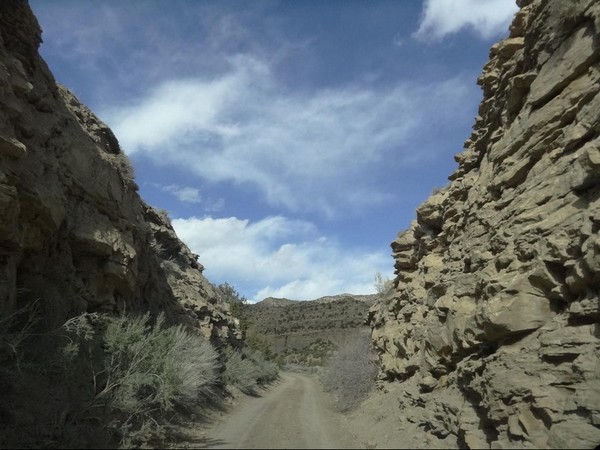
left=204, top=372, right=358, bottom=449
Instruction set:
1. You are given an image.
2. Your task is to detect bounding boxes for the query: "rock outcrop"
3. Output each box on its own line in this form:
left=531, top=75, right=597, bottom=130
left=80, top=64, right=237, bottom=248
left=369, top=0, right=600, bottom=448
left=0, top=0, right=239, bottom=343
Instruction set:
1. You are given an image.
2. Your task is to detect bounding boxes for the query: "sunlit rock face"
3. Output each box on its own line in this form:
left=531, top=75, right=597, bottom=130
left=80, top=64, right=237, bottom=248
left=0, top=0, right=239, bottom=344
left=370, top=0, right=600, bottom=447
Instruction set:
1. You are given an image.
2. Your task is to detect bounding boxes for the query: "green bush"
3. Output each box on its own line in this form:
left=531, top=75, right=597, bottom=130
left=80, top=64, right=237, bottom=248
left=245, top=329, right=273, bottom=358
left=320, top=331, right=378, bottom=412
left=215, top=282, right=251, bottom=331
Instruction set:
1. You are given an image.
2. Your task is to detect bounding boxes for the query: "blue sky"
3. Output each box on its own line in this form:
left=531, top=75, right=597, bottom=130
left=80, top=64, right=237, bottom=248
left=30, top=0, right=518, bottom=301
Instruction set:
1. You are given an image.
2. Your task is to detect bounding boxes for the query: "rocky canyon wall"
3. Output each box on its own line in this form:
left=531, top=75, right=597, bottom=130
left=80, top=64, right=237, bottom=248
left=0, top=0, right=238, bottom=342
left=369, top=0, right=600, bottom=448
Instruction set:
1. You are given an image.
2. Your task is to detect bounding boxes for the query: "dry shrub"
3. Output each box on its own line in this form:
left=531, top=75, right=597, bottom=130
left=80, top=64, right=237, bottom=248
left=61, top=312, right=219, bottom=447
left=223, top=348, right=258, bottom=394
left=223, top=347, right=279, bottom=394
left=247, top=349, right=279, bottom=385
left=0, top=308, right=220, bottom=448
left=0, top=300, right=38, bottom=374
left=321, top=331, right=378, bottom=412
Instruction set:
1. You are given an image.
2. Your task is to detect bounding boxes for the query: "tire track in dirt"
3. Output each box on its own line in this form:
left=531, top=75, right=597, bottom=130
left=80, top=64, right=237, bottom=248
left=204, top=372, right=359, bottom=449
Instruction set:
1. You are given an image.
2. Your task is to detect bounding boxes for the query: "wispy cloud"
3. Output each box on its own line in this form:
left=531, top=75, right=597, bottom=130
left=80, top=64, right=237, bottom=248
left=104, top=55, right=473, bottom=216
left=415, top=0, right=518, bottom=41
left=32, top=1, right=291, bottom=101
left=34, top=1, right=479, bottom=218
left=156, top=183, right=224, bottom=211
left=162, top=185, right=202, bottom=204
left=172, top=215, right=392, bottom=301
left=35, top=3, right=125, bottom=64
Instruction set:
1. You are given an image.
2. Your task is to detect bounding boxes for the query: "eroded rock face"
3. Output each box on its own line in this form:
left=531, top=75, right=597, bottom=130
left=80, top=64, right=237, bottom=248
left=0, top=0, right=239, bottom=344
left=370, top=0, right=600, bottom=448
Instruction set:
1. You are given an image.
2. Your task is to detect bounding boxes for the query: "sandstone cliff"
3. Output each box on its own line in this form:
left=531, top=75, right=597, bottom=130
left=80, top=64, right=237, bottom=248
left=369, top=0, right=600, bottom=448
left=0, top=0, right=238, bottom=342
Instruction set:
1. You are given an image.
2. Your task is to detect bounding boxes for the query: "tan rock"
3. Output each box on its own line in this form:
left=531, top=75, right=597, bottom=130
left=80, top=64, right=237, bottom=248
left=530, top=22, right=600, bottom=108
left=547, top=420, right=600, bottom=449
left=370, top=0, right=600, bottom=447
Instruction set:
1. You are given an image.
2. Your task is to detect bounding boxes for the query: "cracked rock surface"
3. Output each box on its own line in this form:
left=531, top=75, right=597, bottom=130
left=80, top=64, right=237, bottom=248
left=0, top=0, right=240, bottom=344
left=369, top=0, right=600, bottom=448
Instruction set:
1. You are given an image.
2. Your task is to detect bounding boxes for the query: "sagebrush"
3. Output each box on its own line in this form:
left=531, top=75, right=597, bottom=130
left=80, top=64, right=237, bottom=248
left=60, top=312, right=219, bottom=447
left=1, top=303, right=277, bottom=448
left=223, top=347, right=278, bottom=394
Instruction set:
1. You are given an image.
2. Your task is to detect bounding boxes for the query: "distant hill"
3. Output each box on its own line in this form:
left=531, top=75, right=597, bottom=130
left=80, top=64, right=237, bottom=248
left=244, top=294, right=377, bottom=367
left=254, top=297, right=297, bottom=307
left=255, top=293, right=377, bottom=307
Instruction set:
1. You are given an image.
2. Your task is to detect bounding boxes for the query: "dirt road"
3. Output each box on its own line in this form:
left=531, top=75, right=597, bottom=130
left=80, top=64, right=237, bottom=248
left=203, top=372, right=360, bottom=449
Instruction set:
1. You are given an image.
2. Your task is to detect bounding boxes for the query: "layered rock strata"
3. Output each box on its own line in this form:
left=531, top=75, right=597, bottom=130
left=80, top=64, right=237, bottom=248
left=370, top=0, right=600, bottom=448
left=0, top=0, right=238, bottom=342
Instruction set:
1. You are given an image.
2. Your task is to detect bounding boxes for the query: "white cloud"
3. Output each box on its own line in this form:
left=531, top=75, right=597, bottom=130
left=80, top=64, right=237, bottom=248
left=104, top=55, right=472, bottom=216
left=32, top=2, right=291, bottom=101
left=415, top=0, right=519, bottom=41
left=163, top=185, right=202, bottom=204
left=172, top=215, right=393, bottom=301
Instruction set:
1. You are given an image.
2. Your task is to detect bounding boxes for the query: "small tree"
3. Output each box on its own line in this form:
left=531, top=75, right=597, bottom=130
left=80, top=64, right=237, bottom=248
left=215, top=282, right=251, bottom=331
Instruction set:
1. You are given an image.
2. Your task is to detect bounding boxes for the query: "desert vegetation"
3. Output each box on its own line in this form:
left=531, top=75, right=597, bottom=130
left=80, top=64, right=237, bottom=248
left=58, top=312, right=221, bottom=447
left=215, top=282, right=251, bottom=332
left=317, top=275, right=387, bottom=411
left=248, top=295, right=373, bottom=335
left=222, top=347, right=279, bottom=394
left=320, top=330, right=378, bottom=412
left=239, top=293, right=376, bottom=368
left=0, top=302, right=278, bottom=448
left=373, top=272, right=394, bottom=299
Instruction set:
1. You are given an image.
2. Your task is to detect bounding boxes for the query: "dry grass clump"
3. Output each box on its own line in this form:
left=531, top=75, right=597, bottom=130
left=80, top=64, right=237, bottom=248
left=0, top=300, right=38, bottom=374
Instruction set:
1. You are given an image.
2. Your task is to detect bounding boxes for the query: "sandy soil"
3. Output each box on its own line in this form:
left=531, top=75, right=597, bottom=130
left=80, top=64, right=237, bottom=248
left=342, top=378, right=458, bottom=449
left=172, top=372, right=441, bottom=449
left=200, top=372, right=362, bottom=449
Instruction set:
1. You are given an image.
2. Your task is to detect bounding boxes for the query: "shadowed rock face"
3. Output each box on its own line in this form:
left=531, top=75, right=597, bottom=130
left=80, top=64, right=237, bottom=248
left=0, top=0, right=239, bottom=343
left=369, top=0, right=600, bottom=448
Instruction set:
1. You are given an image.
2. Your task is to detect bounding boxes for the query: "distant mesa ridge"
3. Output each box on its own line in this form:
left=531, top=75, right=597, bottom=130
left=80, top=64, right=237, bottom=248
left=256, top=293, right=377, bottom=307
left=244, top=293, right=374, bottom=367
